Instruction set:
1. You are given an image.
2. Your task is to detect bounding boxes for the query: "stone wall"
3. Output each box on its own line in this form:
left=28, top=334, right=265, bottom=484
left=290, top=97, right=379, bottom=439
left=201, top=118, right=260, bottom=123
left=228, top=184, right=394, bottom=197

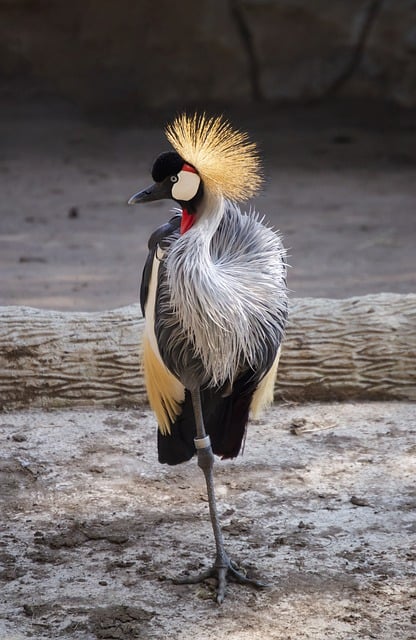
left=1, top=0, right=415, bottom=108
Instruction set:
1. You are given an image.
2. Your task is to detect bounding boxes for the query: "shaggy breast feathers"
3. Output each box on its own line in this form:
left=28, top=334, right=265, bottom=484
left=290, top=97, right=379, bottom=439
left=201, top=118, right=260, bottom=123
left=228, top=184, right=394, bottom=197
left=155, top=204, right=288, bottom=388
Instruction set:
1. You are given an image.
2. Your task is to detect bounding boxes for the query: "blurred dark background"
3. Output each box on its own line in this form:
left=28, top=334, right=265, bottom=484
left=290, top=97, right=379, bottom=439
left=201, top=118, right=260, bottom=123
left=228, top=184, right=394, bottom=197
left=1, top=0, right=415, bottom=310
left=2, top=0, right=416, bottom=110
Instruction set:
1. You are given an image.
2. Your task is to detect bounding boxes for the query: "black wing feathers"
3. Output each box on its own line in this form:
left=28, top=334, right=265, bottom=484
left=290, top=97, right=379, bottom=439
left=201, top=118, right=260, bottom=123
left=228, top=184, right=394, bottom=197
left=158, top=373, right=257, bottom=465
left=157, top=390, right=196, bottom=465
left=139, top=215, right=181, bottom=316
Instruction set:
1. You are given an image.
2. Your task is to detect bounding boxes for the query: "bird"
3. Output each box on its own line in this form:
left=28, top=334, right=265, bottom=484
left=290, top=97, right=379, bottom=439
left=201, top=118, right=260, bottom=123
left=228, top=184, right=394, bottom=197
left=128, top=113, right=287, bottom=604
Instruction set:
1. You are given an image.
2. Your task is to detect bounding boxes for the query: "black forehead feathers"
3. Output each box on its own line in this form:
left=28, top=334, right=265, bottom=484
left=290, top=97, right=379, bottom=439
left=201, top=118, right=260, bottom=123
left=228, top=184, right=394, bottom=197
left=151, top=151, right=184, bottom=182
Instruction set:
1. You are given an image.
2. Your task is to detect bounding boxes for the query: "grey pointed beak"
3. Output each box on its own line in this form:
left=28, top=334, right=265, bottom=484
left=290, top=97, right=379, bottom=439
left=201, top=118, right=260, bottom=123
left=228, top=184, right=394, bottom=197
left=128, top=181, right=169, bottom=205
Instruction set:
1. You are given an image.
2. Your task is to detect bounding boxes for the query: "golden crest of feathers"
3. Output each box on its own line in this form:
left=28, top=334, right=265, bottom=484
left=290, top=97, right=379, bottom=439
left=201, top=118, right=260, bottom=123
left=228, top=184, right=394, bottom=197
left=165, top=113, right=263, bottom=202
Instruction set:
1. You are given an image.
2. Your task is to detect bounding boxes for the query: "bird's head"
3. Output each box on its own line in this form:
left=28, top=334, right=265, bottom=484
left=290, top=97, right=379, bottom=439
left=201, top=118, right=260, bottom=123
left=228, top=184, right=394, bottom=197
left=128, top=113, right=262, bottom=234
left=128, top=151, right=203, bottom=211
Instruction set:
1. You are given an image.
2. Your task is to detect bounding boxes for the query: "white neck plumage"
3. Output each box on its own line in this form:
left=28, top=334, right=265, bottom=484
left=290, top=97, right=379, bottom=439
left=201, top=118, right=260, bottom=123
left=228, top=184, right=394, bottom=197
left=190, top=190, right=225, bottom=245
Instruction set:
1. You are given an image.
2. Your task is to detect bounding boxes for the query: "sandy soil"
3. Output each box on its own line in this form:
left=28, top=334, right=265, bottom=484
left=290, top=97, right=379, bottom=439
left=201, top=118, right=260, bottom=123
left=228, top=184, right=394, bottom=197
left=1, top=402, right=415, bottom=639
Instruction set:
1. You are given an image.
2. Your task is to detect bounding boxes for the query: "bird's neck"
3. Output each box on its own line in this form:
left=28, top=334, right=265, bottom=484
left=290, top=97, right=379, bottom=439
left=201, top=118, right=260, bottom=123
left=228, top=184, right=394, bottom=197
left=184, top=190, right=224, bottom=246
left=166, top=191, right=230, bottom=386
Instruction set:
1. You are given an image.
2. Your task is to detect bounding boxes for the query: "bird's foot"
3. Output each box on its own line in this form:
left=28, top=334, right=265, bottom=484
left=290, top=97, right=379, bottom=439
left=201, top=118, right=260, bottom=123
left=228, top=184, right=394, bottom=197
left=173, top=556, right=268, bottom=604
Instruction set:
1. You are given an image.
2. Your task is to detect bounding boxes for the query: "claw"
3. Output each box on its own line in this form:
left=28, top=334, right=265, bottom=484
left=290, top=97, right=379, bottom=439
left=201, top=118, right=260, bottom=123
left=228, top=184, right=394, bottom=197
left=172, top=555, right=268, bottom=604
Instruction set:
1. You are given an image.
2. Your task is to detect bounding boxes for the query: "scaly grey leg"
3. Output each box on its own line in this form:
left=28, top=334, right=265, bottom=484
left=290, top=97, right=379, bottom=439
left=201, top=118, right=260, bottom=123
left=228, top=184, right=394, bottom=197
left=173, top=388, right=267, bottom=604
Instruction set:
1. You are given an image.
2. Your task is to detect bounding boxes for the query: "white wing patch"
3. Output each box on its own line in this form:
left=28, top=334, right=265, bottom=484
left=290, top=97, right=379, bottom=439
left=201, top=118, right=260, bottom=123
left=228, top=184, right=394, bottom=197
left=172, top=170, right=201, bottom=202
left=143, top=251, right=185, bottom=434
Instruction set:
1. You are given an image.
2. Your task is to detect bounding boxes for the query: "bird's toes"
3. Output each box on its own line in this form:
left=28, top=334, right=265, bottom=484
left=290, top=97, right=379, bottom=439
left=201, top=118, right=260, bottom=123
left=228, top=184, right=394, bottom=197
left=228, top=561, right=269, bottom=589
left=215, top=566, right=228, bottom=605
left=172, top=567, right=213, bottom=585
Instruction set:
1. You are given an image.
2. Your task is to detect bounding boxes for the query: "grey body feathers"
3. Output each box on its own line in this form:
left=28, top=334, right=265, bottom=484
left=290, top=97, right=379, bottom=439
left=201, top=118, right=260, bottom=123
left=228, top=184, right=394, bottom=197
left=155, top=199, right=288, bottom=391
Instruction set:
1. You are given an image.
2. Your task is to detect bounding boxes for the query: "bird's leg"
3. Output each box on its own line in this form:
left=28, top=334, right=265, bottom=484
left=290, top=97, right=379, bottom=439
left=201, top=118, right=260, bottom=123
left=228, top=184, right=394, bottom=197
left=193, top=388, right=226, bottom=564
left=174, top=387, right=266, bottom=603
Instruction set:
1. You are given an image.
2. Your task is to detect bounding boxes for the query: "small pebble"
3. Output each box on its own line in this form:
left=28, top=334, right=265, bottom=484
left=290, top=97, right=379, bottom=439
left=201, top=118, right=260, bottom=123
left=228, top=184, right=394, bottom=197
left=350, top=495, right=371, bottom=507
left=290, top=417, right=306, bottom=435
left=89, top=465, right=104, bottom=474
left=12, top=434, right=27, bottom=442
left=68, top=206, right=79, bottom=218
left=19, top=256, right=47, bottom=263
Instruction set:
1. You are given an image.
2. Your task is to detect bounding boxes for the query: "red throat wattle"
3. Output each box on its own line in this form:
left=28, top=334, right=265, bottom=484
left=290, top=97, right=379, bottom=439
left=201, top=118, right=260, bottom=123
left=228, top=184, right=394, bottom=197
left=180, top=208, right=195, bottom=234
left=179, top=163, right=198, bottom=234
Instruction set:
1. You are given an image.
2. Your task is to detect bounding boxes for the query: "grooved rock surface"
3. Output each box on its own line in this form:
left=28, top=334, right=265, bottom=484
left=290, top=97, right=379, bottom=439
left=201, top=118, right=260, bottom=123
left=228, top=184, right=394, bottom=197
left=1, top=0, right=416, bottom=106
left=1, top=294, right=415, bottom=410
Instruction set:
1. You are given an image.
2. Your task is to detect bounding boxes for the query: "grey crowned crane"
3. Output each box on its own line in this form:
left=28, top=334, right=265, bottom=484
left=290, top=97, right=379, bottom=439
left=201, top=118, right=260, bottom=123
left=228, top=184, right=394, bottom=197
left=128, top=113, right=287, bottom=603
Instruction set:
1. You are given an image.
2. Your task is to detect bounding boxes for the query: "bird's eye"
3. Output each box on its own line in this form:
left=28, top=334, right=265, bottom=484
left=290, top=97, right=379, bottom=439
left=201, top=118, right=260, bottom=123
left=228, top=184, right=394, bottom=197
left=170, top=175, right=178, bottom=183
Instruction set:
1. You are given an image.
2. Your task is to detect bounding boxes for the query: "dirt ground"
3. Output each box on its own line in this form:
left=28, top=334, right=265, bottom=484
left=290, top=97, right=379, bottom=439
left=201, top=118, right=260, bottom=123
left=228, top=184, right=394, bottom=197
left=1, top=402, right=415, bottom=640
left=1, top=98, right=415, bottom=639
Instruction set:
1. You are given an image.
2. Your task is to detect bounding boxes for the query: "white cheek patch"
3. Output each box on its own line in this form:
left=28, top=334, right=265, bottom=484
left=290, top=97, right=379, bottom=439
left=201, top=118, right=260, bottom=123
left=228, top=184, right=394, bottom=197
left=171, top=170, right=201, bottom=201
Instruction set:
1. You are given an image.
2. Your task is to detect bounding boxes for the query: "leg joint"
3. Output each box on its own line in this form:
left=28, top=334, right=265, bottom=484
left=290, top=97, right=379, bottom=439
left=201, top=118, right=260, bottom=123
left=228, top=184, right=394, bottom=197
left=194, top=435, right=211, bottom=450
left=196, top=442, right=215, bottom=472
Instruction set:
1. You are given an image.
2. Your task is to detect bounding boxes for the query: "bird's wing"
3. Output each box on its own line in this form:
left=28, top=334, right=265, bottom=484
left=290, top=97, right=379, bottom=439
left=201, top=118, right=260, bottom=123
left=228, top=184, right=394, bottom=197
left=140, top=214, right=181, bottom=316
left=143, top=333, right=185, bottom=435
left=141, top=214, right=186, bottom=439
left=158, top=364, right=274, bottom=466
left=250, top=346, right=282, bottom=418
